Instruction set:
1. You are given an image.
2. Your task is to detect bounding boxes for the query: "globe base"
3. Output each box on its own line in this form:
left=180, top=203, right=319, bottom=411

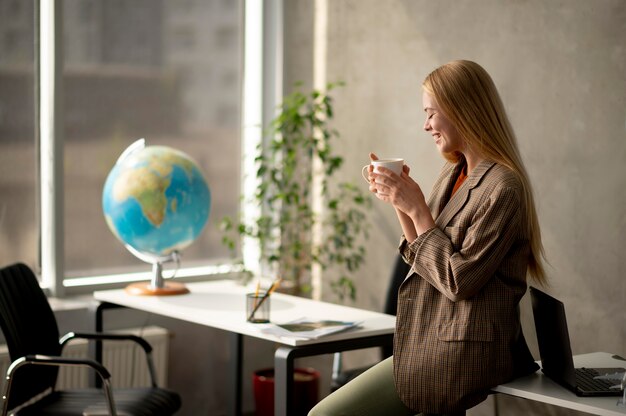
left=125, top=281, right=190, bottom=296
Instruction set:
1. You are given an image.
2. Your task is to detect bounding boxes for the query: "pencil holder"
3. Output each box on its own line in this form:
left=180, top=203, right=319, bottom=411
left=246, top=292, right=270, bottom=323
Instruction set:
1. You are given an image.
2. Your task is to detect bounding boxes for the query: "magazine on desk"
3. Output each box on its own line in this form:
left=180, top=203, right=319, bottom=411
left=260, top=317, right=363, bottom=340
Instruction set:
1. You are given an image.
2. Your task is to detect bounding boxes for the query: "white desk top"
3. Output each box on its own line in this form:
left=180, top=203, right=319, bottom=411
left=93, top=279, right=396, bottom=347
left=494, top=351, right=626, bottom=415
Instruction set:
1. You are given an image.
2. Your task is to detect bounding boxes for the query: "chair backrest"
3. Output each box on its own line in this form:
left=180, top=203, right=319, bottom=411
left=380, top=255, right=411, bottom=358
left=383, top=255, right=411, bottom=316
left=0, top=263, right=61, bottom=409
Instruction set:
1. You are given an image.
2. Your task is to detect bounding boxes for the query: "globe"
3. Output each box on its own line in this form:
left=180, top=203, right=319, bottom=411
left=102, top=140, right=211, bottom=294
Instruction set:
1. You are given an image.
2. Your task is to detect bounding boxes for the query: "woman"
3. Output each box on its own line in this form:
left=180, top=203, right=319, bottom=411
left=309, top=60, right=546, bottom=415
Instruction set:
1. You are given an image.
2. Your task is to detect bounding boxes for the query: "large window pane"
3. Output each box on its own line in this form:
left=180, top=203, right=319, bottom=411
left=0, top=0, right=37, bottom=272
left=63, top=0, right=242, bottom=277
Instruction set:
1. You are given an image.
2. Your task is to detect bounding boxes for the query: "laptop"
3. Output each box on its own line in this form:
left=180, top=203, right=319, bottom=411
left=529, top=286, right=625, bottom=396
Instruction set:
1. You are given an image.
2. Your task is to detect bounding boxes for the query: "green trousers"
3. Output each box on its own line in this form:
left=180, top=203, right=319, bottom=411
left=308, top=357, right=416, bottom=416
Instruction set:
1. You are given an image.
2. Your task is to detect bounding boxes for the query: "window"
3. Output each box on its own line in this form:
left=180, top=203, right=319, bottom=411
left=0, top=0, right=257, bottom=294
left=0, top=0, right=280, bottom=295
left=62, top=0, right=243, bottom=281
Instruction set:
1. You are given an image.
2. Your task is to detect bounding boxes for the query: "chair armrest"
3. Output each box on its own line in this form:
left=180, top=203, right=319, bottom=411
left=8, top=354, right=111, bottom=379
left=59, top=331, right=153, bottom=354
left=1, top=355, right=117, bottom=416
left=59, top=331, right=158, bottom=388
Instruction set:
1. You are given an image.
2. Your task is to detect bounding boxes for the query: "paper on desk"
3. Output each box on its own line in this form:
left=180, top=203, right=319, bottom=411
left=260, top=317, right=363, bottom=340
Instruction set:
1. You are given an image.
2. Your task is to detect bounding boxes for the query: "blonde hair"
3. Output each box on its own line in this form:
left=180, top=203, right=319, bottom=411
left=423, top=60, right=547, bottom=285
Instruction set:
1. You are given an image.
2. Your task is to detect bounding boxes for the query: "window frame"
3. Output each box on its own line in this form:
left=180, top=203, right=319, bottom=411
left=38, top=0, right=284, bottom=296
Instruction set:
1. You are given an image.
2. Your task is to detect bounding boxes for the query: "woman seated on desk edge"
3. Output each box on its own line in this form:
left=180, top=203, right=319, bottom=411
left=309, top=59, right=547, bottom=416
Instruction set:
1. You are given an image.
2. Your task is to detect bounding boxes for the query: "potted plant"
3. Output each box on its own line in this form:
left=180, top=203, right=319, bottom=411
left=220, top=82, right=371, bottom=301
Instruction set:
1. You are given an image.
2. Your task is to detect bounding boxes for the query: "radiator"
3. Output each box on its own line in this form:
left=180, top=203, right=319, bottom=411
left=0, top=326, right=170, bottom=391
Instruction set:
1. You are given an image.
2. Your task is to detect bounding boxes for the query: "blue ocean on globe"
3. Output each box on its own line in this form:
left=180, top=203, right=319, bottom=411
left=102, top=143, right=211, bottom=258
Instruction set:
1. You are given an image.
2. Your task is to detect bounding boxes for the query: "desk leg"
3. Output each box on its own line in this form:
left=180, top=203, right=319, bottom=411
left=273, top=335, right=394, bottom=416
left=228, top=332, right=243, bottom=416
left=274, top=346, right=295, bottom=416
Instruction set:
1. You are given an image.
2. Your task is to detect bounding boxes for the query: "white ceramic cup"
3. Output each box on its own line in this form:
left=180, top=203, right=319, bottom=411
left=361, top=158, right=405, bottom=184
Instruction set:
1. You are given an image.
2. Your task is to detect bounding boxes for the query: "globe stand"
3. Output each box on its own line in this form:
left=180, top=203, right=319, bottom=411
left=124, top=247, right=189, bottom=296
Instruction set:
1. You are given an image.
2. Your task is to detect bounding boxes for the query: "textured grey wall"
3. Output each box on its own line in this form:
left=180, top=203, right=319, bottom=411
left=285, top=0, right=626, bottom=414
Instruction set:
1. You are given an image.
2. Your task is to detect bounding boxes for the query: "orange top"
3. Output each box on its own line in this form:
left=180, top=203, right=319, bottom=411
left=451, top=167, right=468, bottom=196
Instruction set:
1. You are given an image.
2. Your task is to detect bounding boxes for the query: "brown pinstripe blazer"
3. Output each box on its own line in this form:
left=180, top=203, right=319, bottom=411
left=393, top=159, right=537, bottom=413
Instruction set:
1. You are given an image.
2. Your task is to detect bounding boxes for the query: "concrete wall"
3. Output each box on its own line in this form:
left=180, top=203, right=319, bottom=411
left=283, top=0, right=625, bottom=414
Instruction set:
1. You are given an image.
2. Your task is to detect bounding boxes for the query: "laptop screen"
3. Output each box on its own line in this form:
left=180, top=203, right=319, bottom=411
left=530, top=287, right=577, bottom=386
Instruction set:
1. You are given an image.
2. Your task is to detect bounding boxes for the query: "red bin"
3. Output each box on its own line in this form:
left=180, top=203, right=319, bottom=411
left=253, top=367, right=320, bottom=416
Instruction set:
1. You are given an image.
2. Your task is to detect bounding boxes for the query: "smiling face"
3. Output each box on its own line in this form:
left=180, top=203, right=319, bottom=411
left=422, top=91, right=465, bottom=155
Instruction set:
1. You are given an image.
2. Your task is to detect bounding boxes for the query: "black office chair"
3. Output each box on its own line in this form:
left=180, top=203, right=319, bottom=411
left=330, top=254, right=410, bottom=390
left=0, top=262, right=181, bottom=416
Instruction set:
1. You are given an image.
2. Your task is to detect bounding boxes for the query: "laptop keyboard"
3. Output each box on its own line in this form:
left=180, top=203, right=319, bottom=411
left=576, top=367, right=619, bottom=392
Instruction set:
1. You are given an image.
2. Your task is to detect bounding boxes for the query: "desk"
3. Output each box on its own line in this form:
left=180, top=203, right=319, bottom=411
left=494, top=352, right=626, bottom=416
left=93, top=280, right=395, bottom=416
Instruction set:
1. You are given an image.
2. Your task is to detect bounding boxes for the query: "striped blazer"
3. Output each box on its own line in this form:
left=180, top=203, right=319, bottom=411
left=393, top=159, right=538, bottom=413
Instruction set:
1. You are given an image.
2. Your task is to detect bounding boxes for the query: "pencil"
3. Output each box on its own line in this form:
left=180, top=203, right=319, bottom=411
left=251, top=279, right=261, bottom=311
left=267, top=278, right=282, bottom=295
left=254, top=279, right=261, bottom=297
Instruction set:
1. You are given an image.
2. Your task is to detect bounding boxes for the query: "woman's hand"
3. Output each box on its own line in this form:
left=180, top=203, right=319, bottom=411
left=365, top=153, right=380, bottom=194
left=366, top=152, right=435, bottom=235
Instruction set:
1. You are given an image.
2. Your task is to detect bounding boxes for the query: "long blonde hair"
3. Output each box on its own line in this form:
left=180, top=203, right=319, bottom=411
left=423, top=60, right=547, bottom=285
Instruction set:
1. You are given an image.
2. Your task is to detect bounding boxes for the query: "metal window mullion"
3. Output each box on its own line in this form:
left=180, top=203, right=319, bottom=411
left=39, top=0, right=64, bottom=296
